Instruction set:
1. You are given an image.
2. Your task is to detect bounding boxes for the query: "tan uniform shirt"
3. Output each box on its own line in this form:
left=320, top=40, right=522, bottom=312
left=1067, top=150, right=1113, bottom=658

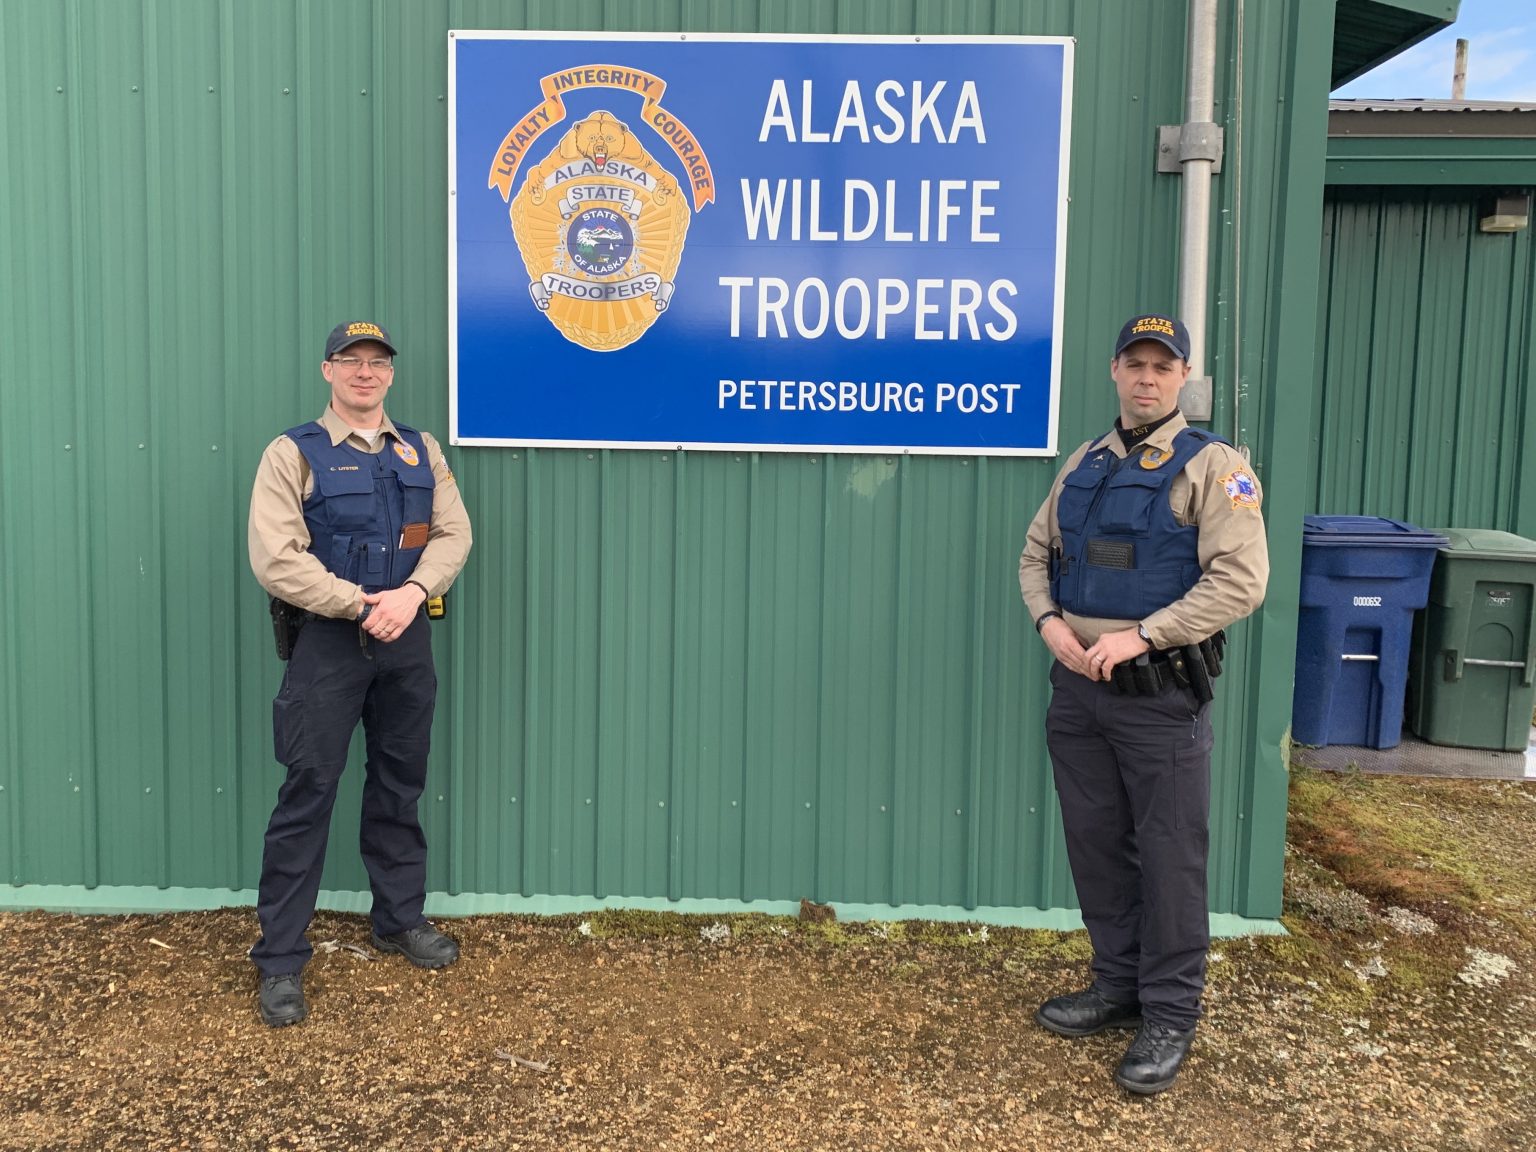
left=1018, top=412, right=1269, bottom=649
left=248, top=406, right=472, bottom=619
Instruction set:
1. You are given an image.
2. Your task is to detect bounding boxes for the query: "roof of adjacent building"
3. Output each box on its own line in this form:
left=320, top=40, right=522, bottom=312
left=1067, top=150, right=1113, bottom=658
left=1332, top=0, right=1459, bottom=89
left=1329, top=100, right=1536, bottom=138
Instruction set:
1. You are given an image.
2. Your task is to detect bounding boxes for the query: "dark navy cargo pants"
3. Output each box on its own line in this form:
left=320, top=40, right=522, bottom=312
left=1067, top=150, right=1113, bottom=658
left=1045, top=660, right=1214, bottom=1030
left=251, top=612, right=436, bottom=976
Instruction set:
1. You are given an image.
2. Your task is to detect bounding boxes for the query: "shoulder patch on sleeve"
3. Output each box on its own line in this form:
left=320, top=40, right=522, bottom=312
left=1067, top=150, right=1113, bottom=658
left=1220, top=468, right=1262, bottom=509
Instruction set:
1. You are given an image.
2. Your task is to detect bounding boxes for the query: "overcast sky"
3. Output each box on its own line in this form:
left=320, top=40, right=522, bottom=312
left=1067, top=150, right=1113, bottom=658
left=1333, top=0, right=1536, bottom=101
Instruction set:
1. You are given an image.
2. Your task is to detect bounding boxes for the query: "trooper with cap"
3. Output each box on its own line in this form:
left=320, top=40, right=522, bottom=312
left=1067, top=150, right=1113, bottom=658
left=1018, top=313, right=1268, bottom=1093
left=247, top=321, right=472, bottom=1027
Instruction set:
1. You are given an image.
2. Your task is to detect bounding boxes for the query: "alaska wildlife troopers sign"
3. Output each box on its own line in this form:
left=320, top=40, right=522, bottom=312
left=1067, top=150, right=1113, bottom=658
left=450, top=32, right=1073, bottom=456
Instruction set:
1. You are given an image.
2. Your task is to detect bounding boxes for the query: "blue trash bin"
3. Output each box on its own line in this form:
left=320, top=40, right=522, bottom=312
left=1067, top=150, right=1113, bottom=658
left=1292, top=516, right=1449, bottom=748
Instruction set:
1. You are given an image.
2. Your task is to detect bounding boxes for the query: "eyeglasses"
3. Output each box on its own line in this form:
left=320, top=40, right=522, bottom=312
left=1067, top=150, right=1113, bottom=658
left=330, top=356, right=395, bottom=372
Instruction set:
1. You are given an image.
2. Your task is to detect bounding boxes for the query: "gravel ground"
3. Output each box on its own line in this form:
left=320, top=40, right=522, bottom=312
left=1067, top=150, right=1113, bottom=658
left=2, top=768, right=1533, bottom=1151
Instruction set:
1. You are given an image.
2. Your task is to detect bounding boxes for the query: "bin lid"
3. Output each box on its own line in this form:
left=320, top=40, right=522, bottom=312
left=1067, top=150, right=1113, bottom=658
left=1302, top=515, right=1449, bottom=549
left=1437, top=527, right=1536, bottom=560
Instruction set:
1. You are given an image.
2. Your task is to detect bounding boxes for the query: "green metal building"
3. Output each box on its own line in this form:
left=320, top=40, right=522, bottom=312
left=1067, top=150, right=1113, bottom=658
left=0, top=0, right=1470, bottom=930
left=1317, top=98, right=1536, bottom=531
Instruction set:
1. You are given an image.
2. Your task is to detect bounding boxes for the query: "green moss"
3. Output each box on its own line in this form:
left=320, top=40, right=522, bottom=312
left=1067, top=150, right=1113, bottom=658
left=1373, top=941, right=1463, bottom=991
left=1286, top=768, right=1498, bottom=915
left=576, top=909, right=702, bottom=939
left=795, top=918, right=858, bottom=946
left=1001, top=928, right=1089, bottom=962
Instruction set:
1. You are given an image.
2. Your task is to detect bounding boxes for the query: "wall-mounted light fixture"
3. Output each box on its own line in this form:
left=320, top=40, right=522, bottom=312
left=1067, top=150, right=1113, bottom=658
left=1479, top=193, right=1530, bottom=234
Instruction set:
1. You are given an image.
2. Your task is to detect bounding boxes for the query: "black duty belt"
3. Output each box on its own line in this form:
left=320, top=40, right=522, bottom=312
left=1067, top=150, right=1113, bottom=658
left=1108, top=631, right=1225, bottom=704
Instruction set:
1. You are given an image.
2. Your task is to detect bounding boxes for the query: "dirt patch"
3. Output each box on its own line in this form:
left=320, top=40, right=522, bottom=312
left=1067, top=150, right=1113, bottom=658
left=3, top=768, right=1535, bottom=1151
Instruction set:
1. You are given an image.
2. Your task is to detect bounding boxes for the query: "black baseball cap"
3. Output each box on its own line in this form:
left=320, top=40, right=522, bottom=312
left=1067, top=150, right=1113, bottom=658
left=1114, top=314, right=1190, bottom=361
left=324, top=321, right=398, bottom=359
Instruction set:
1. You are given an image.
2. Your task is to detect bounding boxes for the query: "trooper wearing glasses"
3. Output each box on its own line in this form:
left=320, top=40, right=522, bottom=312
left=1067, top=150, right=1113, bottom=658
left=1018, top=314, right=1268, bottom=1094
left=246, top=321, right=472, bottom=1027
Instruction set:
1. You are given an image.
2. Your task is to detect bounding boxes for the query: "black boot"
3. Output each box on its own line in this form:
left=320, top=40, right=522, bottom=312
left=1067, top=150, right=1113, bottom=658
left=1035, top=987, right=1142, bottom=1037
left=257, top=972, right=307, bottom=1028
left=371, top=922, right=460, bottom=969
left=1114, top=1023, right=1197, bottom=1094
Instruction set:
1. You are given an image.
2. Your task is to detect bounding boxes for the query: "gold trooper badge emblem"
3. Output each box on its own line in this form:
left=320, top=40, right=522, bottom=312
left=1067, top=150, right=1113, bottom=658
left=487, top=66, right=714, bottom=352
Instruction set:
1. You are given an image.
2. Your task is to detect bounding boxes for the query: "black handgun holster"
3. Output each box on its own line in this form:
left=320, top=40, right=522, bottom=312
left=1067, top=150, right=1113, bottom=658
left=269, top=598, right=306, bottom=661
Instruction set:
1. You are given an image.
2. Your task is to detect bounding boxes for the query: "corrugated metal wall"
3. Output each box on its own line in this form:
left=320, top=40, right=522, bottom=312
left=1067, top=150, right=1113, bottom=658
left=1314, top=186, right=1536, bottom=535
left=0, top=0, right=1328, bottom=921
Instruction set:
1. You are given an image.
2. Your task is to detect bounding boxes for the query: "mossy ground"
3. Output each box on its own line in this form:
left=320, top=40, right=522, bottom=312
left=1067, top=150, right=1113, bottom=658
left=1, top=764, right=1533, bottom=1150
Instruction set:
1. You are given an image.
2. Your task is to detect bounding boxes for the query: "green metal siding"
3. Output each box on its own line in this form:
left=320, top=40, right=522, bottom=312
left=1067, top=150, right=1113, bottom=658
left=1313, top=186, right=1536, bottom=536
left=0, top=0, right=1329, bottom=923
left=1327, top=136, right=1536, bottom=187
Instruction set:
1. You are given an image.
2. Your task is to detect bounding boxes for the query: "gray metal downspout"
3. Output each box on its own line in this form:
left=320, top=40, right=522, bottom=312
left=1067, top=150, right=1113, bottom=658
left=1177, top=0, right=1222, bottom=421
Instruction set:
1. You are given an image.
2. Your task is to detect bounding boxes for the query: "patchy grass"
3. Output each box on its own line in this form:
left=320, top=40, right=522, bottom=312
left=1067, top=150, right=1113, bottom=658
left=1285, top=767, right=1536, bottom=938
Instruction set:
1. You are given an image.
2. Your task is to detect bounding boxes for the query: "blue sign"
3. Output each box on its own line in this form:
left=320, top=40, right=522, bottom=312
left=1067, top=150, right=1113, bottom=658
left=450, top=32, right=1073, bottom=456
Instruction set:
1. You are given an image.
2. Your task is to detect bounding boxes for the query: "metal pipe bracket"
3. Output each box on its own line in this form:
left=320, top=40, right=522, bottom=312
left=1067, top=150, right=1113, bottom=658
left=1157, top=122, right=1225, bottom=173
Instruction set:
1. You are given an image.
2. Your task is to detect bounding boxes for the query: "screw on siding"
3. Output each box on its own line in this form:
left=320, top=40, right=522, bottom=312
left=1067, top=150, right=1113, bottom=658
left=75, top=785, right=81, bottom=792
left=208, top=86, right=214, bottom=93
left=283, top=88, right=290, bottom=95
left=510, top=796, right=517, bottom=803
left=880, top=805, right=887, bottom=812
left=145, top=787, right=152, bottom=794
left=361, top=89, right=368, bottom=96
left=438, top=95, right=444, bottom=101
left=804, top=802, right=811, bottom=809
left=955, top=809, right=962, bottom=816
left=56, top=87, right=63, bottom=93
left=131, top=86, right=139, bottom=92
left=139, top=443, right=145, bottom=449
left=437, top=794, right=444, bottom=802
left=65, top=444, right=72, bottom=450
left=216, top=787, right=223, bottom=794
left=658, top=800, right=665, bottom=808
left=585, top=798, right=591, bottom=804
left=211, top=445, right=218, bottom=451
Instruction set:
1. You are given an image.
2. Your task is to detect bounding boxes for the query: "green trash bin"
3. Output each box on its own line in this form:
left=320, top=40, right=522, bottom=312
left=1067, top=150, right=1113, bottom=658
left=1408, top=528, right=1536, bottom=751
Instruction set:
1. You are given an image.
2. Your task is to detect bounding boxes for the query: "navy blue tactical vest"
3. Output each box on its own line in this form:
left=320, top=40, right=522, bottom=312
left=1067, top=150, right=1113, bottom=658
left=1050, top=426, right=1227, bottom=620
left=286, top=421, right=435, bottom=593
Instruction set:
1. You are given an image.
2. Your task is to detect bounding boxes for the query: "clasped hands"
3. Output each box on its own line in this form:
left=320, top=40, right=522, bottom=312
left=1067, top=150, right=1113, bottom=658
left=358, top=583, right=427, bottom=644
left=1040, top=617, right=1149, bottom=681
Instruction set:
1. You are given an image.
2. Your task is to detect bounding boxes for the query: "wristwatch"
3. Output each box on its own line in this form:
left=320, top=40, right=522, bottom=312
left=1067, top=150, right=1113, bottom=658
left=357, top=603, right=373, bottom=624
left=1137, top=622, right=1151, bottom=644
